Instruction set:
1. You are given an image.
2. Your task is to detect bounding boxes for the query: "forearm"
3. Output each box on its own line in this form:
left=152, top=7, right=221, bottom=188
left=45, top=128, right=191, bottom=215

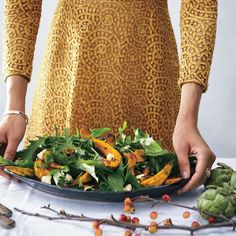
left=6, top=76, right=28, bottom=112
left=3, top=0, right=42, bottom=81
left=177, top=83, right=203, bottom=126
left=179, top=0, right=218, bottom=91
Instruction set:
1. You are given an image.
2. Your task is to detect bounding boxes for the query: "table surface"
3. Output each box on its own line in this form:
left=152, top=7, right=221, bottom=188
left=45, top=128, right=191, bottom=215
left=0, top=158, right=236, bottom=236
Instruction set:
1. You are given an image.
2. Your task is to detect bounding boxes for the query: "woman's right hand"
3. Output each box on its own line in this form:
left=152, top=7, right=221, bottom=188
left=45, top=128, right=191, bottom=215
left=0, top=115, right=27, bottom=180
left=0, top=75, right=29, bottom=180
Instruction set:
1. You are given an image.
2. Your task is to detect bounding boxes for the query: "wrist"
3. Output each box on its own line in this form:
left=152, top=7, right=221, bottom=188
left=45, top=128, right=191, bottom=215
left=6, top=75, right=28, bottom=112
left=2, top=110, right=29, bottom=125
left=177, top=83, right=203, bottom=125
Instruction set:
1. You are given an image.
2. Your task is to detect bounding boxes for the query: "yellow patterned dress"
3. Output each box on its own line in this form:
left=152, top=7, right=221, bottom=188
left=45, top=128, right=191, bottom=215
left=3, top=0, right=217, bottom=150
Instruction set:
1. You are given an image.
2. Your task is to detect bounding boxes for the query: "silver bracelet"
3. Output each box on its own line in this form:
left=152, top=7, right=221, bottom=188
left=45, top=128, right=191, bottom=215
left=2, top=110, right=29, bottom=125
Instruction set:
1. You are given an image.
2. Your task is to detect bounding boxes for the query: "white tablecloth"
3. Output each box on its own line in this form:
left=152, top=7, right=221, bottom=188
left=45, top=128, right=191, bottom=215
left=0, top=158, right=236, bottom=236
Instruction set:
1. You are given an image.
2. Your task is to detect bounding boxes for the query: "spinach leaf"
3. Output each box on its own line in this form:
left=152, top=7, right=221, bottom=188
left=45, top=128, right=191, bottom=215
left=107, top=171, right=124, bottom=192
left=107, top=161, right=124, bottom=192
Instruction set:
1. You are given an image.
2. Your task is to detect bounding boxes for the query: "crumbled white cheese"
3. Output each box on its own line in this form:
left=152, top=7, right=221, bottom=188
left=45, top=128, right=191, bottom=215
left=106, top=153, right=115, bottom=161
left=37, top=149, right=49, bottom=160
left=41, top=175, right=52, bottom=185
left=65, top=174, right=73, bottom=182
left=123, top=184, right=132, bottom=192
left=136, top=174, right=145, bottom=180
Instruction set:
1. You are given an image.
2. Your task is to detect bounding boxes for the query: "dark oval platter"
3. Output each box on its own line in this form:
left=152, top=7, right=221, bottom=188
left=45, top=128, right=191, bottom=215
left=5, top=170, right=189, bottom=202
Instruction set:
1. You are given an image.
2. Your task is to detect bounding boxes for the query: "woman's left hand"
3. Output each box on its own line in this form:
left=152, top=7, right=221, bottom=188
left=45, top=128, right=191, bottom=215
left=173, top=118, right=216, bottom=194
left=173, top=83, right=216, bottom=194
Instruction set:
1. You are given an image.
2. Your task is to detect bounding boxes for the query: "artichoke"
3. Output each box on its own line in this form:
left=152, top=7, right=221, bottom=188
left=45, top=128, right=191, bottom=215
left=197, top=183, right=236, bottom=220
left=204, top=162, right=235, bottom=188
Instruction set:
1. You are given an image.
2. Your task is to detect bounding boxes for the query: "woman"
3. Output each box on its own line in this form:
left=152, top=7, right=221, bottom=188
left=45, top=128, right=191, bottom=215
left=0, top=0, right=217, bottom=193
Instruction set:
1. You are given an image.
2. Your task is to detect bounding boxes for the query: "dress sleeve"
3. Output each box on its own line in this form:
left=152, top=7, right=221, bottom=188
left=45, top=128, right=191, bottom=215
left=3, top=0, right=42, bottom=81
left=178, top=0, right=218, bottom=92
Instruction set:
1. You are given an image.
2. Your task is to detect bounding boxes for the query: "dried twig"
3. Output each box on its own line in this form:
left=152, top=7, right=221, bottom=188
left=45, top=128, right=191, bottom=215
left=14, top=200, right=236, bottom=236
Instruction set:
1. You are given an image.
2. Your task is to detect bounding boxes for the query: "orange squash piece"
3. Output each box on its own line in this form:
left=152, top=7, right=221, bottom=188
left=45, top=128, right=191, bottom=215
left=133, top=149, right=145, bottom=162
left=123, top=153, right=137, bottom=175
left=140, top=162, right=173, bottom=187
left=34, top=159, right=51, bottom=180
left=165, top=177, right=182, bottom=185
left=49, top=162, right=64, bottom=170
left=4, top=166, right=34, bottom=177
left=74, top=172, right=92, bottom=186
left=91, top=137, right=122, bottom=168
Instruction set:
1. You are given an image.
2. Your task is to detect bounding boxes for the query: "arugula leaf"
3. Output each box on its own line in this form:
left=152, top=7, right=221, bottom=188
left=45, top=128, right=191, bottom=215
left=149, top=156, right=161, bottom=173
left=125, top=169, right=142, bottom=190
left=44, top=153, right=54, bottom=169
left=14, top=137, right=46, bottom=168
left=98, top=182, right=111, bottom=191
left=0, top=156, right=15, bottom=166
left=90, top=127, right=111, bottom=138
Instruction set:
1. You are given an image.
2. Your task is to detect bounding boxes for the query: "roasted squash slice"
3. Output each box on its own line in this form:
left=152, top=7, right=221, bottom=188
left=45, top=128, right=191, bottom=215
left=140, top=162, right=173, bottom=187
left=4, top=166, right=34, bottom=177
left=74, top=172, right=92, bottom=186
left=123, top=153, right=136, bottom=175
left=49, top=162, right=64, bottom=170
left=34, top=158, right=64, bottom=180
left=165, top=177, right=182, bottom=185
left=133, top=149, right=145, bottom=162
left=91, top=137, right=122, bottom=168
left=34, top=159, right=51, bottom=180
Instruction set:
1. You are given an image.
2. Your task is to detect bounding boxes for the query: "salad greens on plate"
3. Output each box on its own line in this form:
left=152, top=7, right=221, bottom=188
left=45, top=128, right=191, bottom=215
left=0, top=122, right=196, bottom=192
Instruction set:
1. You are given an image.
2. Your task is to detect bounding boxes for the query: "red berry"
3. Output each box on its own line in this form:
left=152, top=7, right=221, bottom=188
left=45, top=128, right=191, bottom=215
left=162, top=194, right=171, bottom=202
left=92, top=221, right=100, bottom=229
left=208, top=216, right=217, bottom=224
left=183, top=211, right=190, bottom=219
left=191, top=221, right=200, bottom=228
left=131, top=217, right=140, bottom=224
left=124, top=230, right=132, bottom=236
left=119, top=214, right=128, bottom=222
left=150, top=211, right=158, bottom=219
left=95, top=228, right=103, bottom=236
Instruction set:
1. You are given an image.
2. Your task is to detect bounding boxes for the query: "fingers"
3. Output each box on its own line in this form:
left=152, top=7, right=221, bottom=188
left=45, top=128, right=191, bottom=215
left=177, top=151, right=215, bottom=194
left=4, top=138, right=18, bottom=161
left=175, top=145, right=191, bottom=179
left=0, top=138, right=20, bottom=182
left=0, top=138, right=7, bottom=156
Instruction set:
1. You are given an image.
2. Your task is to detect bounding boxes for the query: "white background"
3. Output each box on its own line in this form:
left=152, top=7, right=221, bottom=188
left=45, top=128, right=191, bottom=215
left=0, top=1, right=235, bottom=157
